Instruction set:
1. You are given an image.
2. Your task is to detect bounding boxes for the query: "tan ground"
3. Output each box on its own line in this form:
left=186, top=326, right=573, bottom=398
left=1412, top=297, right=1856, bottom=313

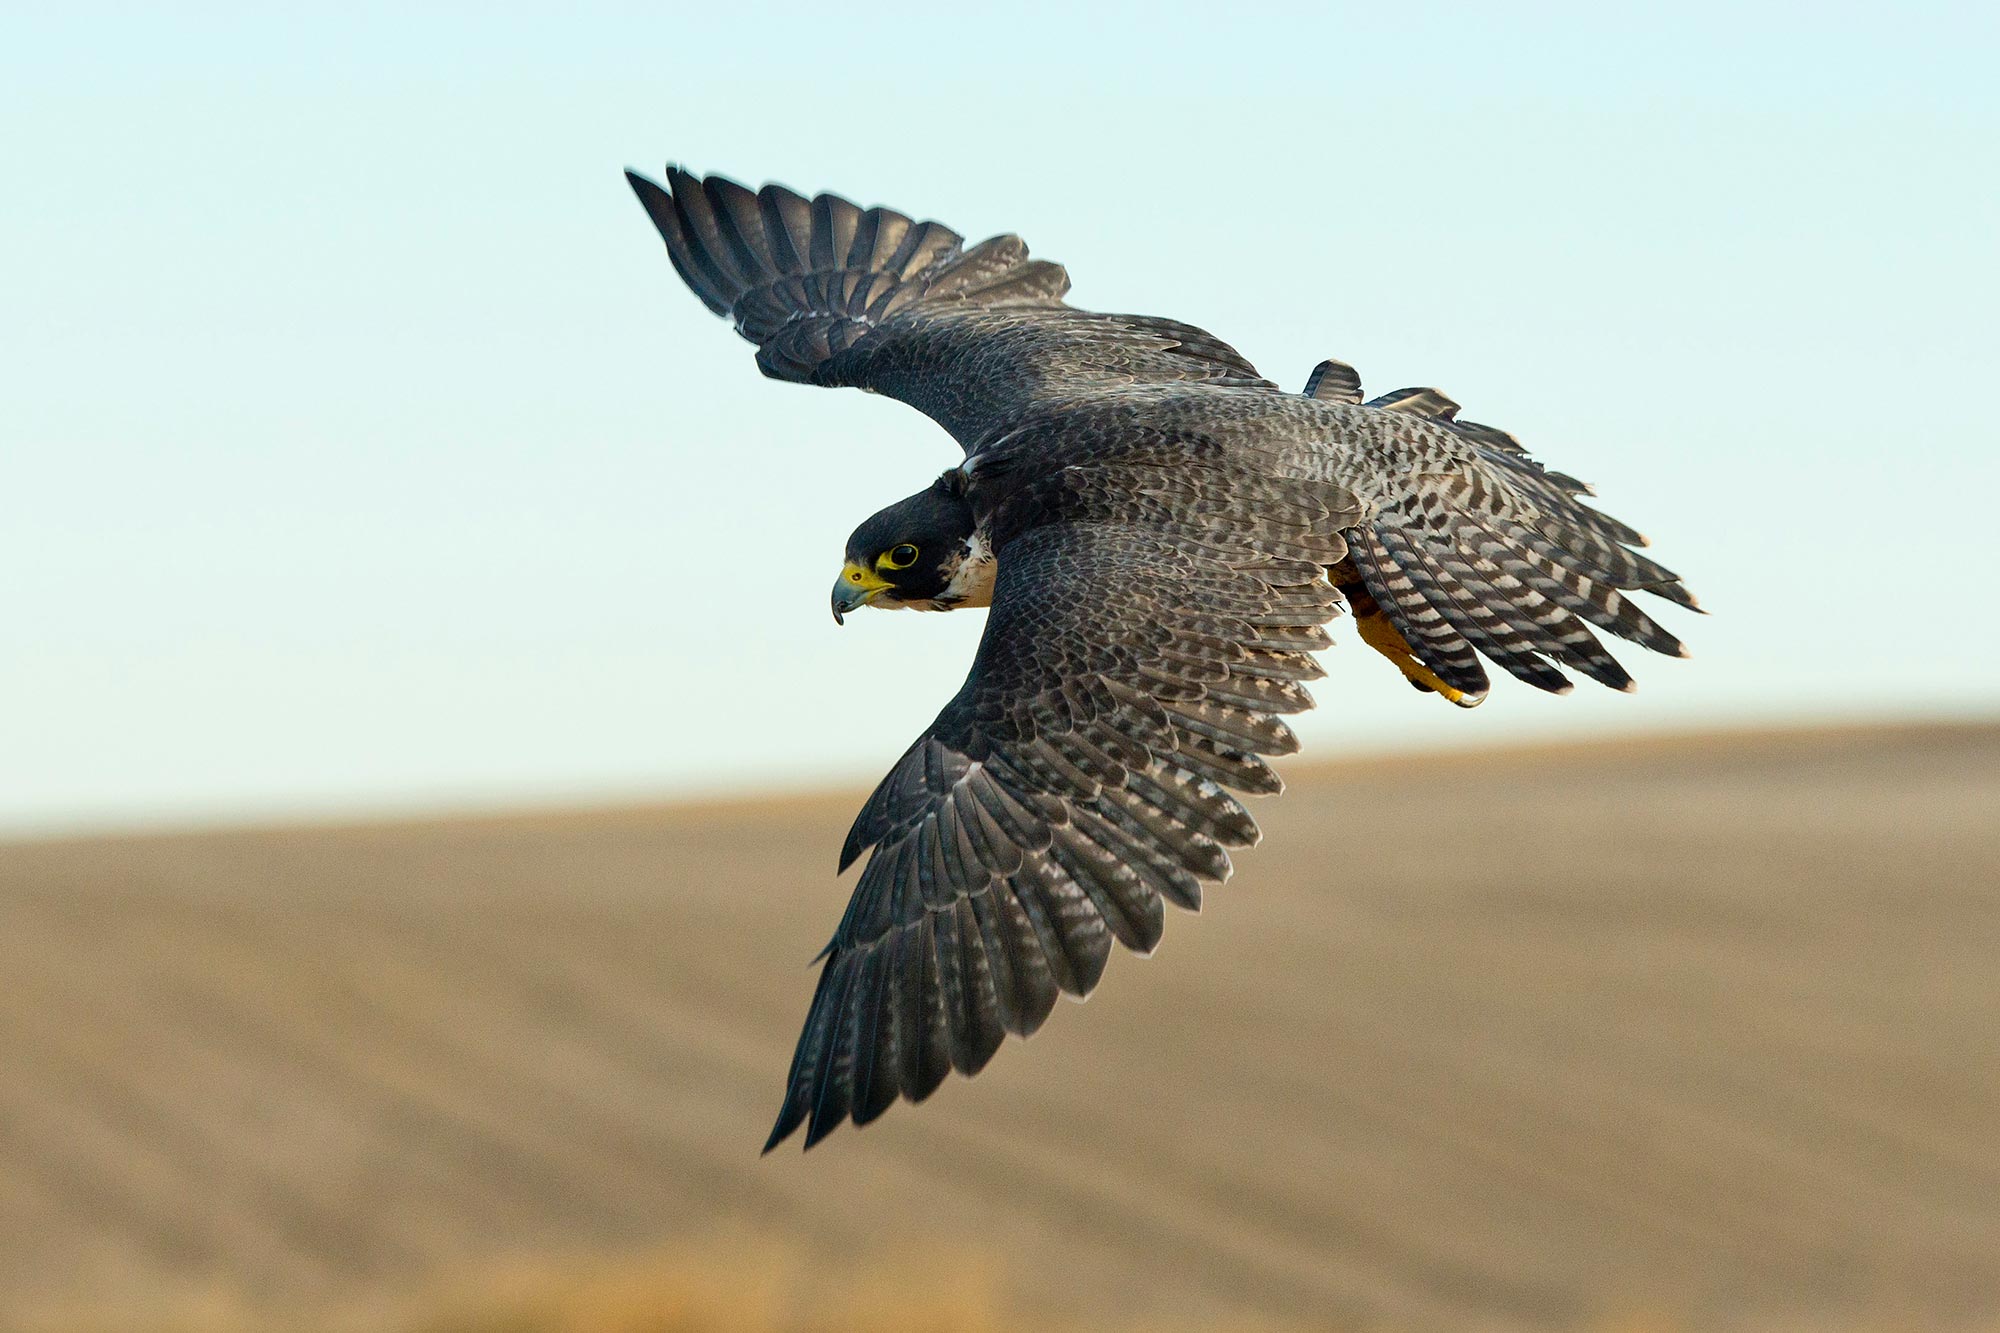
left=1, top=723, right=1996, bottom=1331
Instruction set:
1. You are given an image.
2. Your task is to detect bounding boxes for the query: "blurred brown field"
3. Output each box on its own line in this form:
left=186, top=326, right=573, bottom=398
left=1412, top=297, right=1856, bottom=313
left=1, top=722, right=1996, bottom=1332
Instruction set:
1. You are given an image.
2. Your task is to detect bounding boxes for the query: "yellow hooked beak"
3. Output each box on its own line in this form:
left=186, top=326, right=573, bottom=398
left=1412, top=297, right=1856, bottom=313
left=831, top=561, right=892, bottom=624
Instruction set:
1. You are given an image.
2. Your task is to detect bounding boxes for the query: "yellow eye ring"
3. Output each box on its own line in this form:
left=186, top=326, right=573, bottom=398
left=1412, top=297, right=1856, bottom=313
left=881, top=543, right=919, bottom=570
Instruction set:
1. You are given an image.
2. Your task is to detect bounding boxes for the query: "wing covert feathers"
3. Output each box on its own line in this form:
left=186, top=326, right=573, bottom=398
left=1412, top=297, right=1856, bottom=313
left=1303, top=358, right=1363, bottom=403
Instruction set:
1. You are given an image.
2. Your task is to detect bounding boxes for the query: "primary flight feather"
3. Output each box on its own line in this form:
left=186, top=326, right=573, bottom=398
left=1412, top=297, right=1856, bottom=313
left=626, top=164, right=1698, bottom=1150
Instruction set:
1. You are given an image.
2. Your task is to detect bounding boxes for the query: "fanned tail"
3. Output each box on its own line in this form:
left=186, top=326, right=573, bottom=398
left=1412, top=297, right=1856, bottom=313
left=1306, top=362, right=1699, bottom=703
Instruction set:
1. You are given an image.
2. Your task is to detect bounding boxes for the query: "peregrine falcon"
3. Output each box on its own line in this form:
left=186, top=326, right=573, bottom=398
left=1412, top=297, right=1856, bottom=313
left=626, top=165, right=1698, bottom=1150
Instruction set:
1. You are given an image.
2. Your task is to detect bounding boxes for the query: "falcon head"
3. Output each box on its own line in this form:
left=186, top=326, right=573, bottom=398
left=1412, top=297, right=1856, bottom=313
left=832, top=476, right=990, bottom=622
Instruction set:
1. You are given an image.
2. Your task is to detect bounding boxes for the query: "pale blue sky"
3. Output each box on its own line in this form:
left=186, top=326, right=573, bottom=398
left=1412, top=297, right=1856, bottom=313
left=4, top=3, right=1996, bottom=834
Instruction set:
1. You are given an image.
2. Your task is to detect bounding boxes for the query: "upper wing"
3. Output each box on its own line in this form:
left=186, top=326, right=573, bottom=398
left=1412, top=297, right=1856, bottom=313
left=626, top=166, right=1274, bottom=450
left=765, top=466, right=1358, bottom=1149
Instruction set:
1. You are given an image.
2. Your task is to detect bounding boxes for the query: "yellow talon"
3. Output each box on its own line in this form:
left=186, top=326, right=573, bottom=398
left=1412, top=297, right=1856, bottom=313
left=1354, top=609, right=1473, bottom=706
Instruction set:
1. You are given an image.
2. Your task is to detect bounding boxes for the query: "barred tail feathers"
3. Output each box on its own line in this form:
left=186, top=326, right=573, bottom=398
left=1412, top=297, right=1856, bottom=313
left=1317, top=372, right=1698, bottom=701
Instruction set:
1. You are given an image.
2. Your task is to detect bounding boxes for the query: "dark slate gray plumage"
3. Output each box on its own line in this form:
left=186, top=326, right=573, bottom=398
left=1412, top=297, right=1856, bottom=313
left=626, top=165, right=1699, bottom=1149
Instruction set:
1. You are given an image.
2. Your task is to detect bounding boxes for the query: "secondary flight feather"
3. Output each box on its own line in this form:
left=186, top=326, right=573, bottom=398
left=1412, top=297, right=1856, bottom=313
left=626, top=164, right=1698, bottom=1150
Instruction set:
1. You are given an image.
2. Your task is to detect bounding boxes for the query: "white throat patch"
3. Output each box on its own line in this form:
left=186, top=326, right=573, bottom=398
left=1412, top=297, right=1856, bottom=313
left=939, top=532, right=997, bottom=609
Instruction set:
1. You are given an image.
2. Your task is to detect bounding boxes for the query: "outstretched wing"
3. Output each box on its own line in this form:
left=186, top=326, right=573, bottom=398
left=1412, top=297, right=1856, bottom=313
left=765, top=466, right=1358, bottom=1149
left=626, top=166, right=1274, bottom=450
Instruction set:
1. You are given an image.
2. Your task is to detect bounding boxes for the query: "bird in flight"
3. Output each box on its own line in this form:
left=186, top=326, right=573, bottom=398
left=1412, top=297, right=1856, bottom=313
left=627, top=165, right=1697, bottom=1150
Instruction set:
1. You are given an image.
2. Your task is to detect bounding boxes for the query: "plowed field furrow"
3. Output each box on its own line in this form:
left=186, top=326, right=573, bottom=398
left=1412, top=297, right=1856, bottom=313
left=1, top=723, right=1995, bottom=1330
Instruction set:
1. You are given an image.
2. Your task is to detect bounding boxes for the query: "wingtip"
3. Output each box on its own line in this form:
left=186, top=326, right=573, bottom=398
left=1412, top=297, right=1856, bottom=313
left=762, top=1080, right=813, bottom=1154
left=625, top=169, right=674, bottom=218
left=762, top=1110, right=802, bottom=1155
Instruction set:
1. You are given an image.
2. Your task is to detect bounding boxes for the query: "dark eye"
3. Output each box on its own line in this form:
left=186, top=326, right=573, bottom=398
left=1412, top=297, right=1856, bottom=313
left=884, top=543, right=920, bottom=570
